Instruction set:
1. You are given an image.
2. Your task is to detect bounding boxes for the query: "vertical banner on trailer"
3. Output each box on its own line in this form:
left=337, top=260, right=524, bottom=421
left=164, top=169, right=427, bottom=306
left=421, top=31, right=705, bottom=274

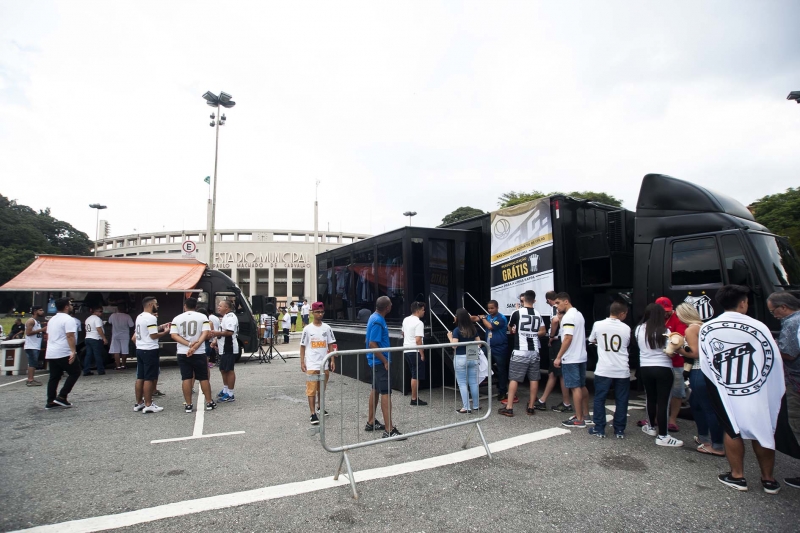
left=489, top=197, right=555, bottom=316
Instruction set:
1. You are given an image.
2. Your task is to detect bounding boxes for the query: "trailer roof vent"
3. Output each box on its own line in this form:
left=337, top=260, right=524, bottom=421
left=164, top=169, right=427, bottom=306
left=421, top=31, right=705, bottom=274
left=608, top=210, right=625, bottom=252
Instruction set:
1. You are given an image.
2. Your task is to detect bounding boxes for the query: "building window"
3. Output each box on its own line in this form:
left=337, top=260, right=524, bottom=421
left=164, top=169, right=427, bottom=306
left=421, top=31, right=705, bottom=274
left=141, top=237, right=151, bottom=245
left=238, top=233, right=252, bottom=241
left=168, top=249, right=180, bottom=254
left=154, top=236, right=166, bottom=244
left=273, top=269, right=288, bottom=297
left=140, top=251, right=151, bottom=255
left=153, top=250, right=166, bottom=254
left=126, top=253, right=137, bottom=256
left=327, top=236, right=338, bottom=243
left=186, top=234, right=199, bottom=241
left=256, top=269, right=270, bottom=296
left=290, top=234, right=305, bottom=242
left=273, top=234, right=289, bottom=242
left=221, top=233, right=235, bottom=242
left=671, top=238, right=722, bottom=287
left=128, top=239, right=137, bottom=246
left=341, top=237, right=353, bottom=244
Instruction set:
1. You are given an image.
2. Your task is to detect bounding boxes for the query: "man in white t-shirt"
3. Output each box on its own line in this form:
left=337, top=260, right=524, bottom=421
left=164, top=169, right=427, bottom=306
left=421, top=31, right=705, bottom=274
left=301, top=299, right=310, bottom=327
left=282, top=308, right=291, bottom=343
left=24, top=306, right=47, bottom=386
left=403, top=301, right=427, bottom=406
left=289, top=301, right=299, bottom=331
left=587, top=301, right=632, bottom=438
left=108, top=304, right=134, bottom=370
left=170, top=297, right=215, bottom=413
left=44, top=298, right=81, bottom=409
left=300, top=302, right=337, bottom=425
left=83, top=306, right=108, bottom=376
left=553, top=292, right=590, bottom=428
left=210, top=299, right=239, bottom=402
left=134, top=296, right=172, bottom=414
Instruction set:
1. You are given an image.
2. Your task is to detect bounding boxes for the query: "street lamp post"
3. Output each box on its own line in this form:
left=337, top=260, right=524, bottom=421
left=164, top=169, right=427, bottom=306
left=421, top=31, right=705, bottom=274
left=89, top=203, right=107, bottom=256
left=202, top=91, right=236, bottom=268
left=403, top=211, right=417, bottom=226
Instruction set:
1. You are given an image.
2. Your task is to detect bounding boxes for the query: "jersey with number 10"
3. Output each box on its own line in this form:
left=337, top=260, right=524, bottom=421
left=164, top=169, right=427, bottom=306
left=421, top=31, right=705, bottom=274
left=509, top=307, right=544, bottom=352
left=170, top=311, right=211, bottom=355
left=588, top=317, right=631, bottom=378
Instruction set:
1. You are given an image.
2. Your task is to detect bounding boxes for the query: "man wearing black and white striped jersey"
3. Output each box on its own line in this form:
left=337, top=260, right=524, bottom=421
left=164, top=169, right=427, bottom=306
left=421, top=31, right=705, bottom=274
left=499, top=290, right=546, bottom=417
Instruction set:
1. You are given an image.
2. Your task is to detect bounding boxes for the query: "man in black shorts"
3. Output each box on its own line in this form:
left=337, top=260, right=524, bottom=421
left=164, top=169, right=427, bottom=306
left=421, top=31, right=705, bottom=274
left=134, top=297, right=172, bottom=413
left=211, top=299, right=239, bottom=402
left=171, top=297, right=217, bottom=413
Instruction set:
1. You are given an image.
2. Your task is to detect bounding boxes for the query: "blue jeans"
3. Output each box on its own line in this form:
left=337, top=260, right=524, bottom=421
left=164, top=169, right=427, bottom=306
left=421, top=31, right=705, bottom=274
left=592, top=375, right=630, bottom=435
left=83, top=338, right=105, bottom=374
left=454, top=354, right=480, bottom=410
left=491, top=343, right=509, bottom=395
left=689, top=369, right=724, bottom=450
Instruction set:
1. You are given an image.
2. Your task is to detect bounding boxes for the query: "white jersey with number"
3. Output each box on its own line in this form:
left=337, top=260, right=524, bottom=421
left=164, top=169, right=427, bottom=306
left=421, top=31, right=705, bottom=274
left=588, top=317, right=631, bottom=378
left=135, top=312, right=160, bottom=350
left=509, top=308, right=544, bottom=352
left=85, top=315, right=104, bottom=340
left=170, top=311, right=211, bottom=355
left=218, top=312, right=239, bottom=354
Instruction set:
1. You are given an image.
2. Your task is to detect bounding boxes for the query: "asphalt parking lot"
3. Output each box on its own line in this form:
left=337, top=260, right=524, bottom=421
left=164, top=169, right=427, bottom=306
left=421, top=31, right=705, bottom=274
left=1, top=341, right=799, bottom=533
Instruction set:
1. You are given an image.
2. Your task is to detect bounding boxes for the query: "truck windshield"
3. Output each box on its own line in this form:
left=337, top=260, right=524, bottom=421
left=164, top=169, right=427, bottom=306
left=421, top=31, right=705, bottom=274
left=749, top=233, right=800, bottom=287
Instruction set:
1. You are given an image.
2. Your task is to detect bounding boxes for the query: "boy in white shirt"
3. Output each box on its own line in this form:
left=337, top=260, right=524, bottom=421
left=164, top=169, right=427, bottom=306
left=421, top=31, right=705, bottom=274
left=301, top=299, right=310, bottom=327
left=300, top=302, right=337, bottom=425
left=587, top=301, right=632, bottom=438
left=83, top=306, right=108, bottom=376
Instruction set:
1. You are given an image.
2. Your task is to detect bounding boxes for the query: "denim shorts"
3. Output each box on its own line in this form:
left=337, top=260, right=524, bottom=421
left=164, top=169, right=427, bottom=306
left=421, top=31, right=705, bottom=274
left=562, top=362, right=586, bottom=389
left=671, top=367, right=686, bottom=399
left=25, top=349, right=40, bottom=368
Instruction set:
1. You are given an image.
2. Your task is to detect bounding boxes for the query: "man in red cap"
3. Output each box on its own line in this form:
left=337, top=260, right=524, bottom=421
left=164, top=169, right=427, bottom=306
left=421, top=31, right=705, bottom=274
left=300, top=301, right=337, bottom=425
left=657, top=296, right=687, bottom=432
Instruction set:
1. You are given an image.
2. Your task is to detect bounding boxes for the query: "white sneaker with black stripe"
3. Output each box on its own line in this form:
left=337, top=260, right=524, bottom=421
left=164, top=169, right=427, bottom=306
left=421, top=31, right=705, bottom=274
left=656, top=435, right=683, bottom=447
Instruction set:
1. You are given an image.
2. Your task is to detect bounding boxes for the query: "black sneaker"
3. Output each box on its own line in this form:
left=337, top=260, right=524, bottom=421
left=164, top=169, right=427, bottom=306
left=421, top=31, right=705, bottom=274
left=205, top=401, right=217, bottom=411
left=153, top=390, right=166, bottom=397
left=185, top=403, right=193, bottom=413
left=785, top=477, right=800, bottom=489
left=316, top=409, right=330, bottom=417
left=588, top=427, right=605, bottom=438
left=534, top=399, right=547, bottom=411
left=551, top=402, right=574, bottom=413
left=762, top=479, right=781, bottom=494
left=53, top=397, right=72, bottom=408
left=364, top=420, right=386, bottom=432
left=718, top=473, right=748, bottom=491
left=562, top=417, right=586, bottom=428
left=410, top=398, right=428, bottom=406
left=381, top=427, right=406, bottom=440
left=310, top=413, right=320, bottom=425
left=45, top=402, right=60, bottom=410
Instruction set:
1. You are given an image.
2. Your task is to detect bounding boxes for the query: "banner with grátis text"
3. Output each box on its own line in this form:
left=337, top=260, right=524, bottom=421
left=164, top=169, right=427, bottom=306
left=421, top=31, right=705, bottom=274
left=490, top=197, right=554, bottom=317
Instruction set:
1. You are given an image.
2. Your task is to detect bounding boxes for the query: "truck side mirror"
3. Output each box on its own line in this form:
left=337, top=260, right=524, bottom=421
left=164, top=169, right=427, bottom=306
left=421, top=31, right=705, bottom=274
left=730, top=259, right=750, bottom=286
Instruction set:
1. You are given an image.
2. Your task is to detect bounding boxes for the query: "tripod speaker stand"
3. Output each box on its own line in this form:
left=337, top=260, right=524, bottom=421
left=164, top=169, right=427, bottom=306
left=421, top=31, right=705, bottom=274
left=259, top=314, right=285, bottom=364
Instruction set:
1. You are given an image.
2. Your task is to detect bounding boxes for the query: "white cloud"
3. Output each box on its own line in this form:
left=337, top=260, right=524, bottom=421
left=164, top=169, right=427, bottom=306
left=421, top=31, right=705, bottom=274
left=1, top=0, right=798, bottom=238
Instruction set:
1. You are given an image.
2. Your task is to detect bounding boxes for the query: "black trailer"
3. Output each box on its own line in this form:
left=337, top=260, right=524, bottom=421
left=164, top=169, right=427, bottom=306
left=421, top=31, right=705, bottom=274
left=318, top=174, right=800, bottom=391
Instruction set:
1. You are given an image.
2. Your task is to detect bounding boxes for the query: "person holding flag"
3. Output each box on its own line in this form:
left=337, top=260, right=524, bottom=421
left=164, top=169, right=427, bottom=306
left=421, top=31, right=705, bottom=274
left=700, top=285, right=787, bottom=494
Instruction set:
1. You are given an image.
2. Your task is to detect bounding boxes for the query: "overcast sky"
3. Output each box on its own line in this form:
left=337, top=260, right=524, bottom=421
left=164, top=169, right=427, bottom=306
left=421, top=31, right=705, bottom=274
left=1, top=0, right=798, bottom=240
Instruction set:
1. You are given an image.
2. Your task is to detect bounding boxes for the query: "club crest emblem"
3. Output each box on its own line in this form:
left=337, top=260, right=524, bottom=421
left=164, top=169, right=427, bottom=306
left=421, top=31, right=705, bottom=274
left=685, top=294, right=715, bottom=321
left=529, top=253, right=540, bottom=273
left=700, top=321, right=775, bottom=396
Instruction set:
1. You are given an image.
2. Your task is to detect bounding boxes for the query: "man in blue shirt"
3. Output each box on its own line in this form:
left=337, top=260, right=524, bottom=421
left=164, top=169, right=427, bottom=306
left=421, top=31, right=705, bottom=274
left=365, top=296, right=402, bottom=439
left=475, top=300, right=509, bottom=401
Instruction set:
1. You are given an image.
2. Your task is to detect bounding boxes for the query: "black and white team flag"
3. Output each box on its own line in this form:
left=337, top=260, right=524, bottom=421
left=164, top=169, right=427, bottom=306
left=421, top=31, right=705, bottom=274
left=700, top=311, right=785, bottom=449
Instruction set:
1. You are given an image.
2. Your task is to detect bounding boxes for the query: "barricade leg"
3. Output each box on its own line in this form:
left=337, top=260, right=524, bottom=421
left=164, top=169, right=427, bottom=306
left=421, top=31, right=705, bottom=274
left=333, top=451, right=359, bottom=499
left=462, top=422, right=493, bottom=459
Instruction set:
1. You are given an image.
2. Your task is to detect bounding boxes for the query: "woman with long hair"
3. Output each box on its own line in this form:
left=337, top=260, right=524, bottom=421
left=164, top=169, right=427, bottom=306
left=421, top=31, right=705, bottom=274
left=447, top=308, right=481, bottom=413
left=676, top=303, right=725, bottom=456
left=637, top=303, right=683, bottom=447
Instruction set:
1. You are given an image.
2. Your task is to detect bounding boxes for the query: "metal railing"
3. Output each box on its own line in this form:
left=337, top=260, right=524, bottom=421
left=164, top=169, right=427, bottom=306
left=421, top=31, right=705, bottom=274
left=316, top=340, right=493, bottom=499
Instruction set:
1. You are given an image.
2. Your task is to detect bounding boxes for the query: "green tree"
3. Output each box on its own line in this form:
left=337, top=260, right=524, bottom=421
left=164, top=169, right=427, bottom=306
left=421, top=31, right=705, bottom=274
left=0, top=194, right=93, bottom=310
left=498, top=190, right=622, bottom=208
left=750, top=187, right=800, bottom=248
left=440, top=206, right=486, bottom=226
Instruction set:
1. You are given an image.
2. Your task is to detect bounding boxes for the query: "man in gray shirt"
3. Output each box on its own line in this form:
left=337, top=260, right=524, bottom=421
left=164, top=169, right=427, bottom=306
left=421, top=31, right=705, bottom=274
left=767, top=292, right=800, bottom=489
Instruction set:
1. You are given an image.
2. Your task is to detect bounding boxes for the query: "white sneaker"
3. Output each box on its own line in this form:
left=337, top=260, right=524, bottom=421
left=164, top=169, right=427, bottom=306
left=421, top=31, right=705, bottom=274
left=133, top=402, right=145, bottom=412
left=656, top=435, right=684, bottom=447
left=641, top=424, right=658, bottom=437
left=142, top=403, right=164, bottom=413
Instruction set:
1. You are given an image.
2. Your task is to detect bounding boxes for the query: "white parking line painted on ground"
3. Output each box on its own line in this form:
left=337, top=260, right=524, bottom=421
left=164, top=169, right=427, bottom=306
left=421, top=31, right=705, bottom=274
left=0, top=374, right=48, bottom=388
left=17, top=427, right=570, bottom=533
left=150, top=431, right=246, bottom=444
left=151, top=390, right=245, bottom=444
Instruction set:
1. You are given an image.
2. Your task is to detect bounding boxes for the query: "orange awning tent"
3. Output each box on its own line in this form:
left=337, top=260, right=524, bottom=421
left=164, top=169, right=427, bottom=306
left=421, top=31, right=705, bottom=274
left=0, top=255, right=208, bottom=292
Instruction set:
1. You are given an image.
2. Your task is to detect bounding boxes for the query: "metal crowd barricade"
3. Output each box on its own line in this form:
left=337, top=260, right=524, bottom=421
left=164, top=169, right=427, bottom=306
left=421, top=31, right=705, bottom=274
left=317, top=340, right=492, bottom=499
